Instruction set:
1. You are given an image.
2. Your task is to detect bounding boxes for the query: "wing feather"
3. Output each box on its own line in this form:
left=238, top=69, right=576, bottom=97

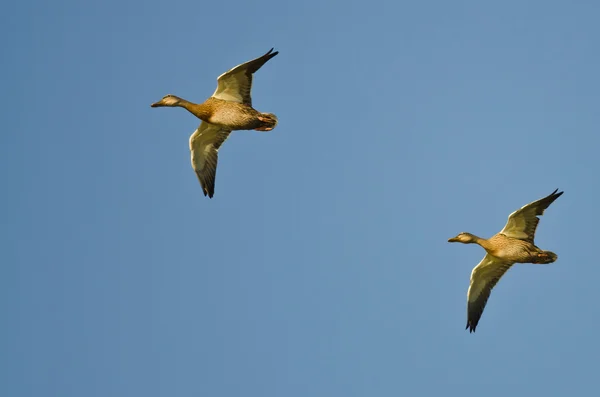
left=499, top=189, right=563, bottom=244
left=466, top=254, right=514, bottom=332
left=212, top=48, right=278, bottom=105
left=189, top=122, right=232, bottom=198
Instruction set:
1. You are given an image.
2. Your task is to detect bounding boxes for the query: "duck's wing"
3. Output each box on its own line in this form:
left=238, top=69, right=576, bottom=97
left=189, top=122, right=232, bottom=198
left=466, top=254, right=514, bottom=333
left=212, top=48, right=278, bottom=106
left=499, top=189, right=563, bottom=244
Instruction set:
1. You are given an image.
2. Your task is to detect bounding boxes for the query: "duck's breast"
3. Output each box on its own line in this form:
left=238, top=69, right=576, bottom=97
left=489, top=235, right=536, bottom=262
left=207, top=99, right=260, bottom=130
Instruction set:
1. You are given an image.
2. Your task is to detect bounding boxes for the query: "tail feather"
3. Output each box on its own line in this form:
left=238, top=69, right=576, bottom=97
left=259, top=113, right=278, bottom=129
left=537, top=251, right=558, bottom=264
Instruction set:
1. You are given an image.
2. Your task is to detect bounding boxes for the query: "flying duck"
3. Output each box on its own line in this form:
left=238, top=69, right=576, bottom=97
left=151, top=48, right=279, bottom=198
left=448, top=189, right=563, bottom=332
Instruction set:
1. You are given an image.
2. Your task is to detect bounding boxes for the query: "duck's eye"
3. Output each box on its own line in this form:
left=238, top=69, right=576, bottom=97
left=165, top=95, right=171, bottom=98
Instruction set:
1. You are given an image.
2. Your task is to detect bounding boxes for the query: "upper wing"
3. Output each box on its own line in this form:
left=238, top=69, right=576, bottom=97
left=189, top=122, right=232, bottom=198
left=466, top=254, right=514, bottom=333
left=499, top=189, right=563, bottom=244
left=212, top=48, right=278, bottom=105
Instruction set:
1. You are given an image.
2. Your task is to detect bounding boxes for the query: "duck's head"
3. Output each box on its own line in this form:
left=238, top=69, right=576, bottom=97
left=151, top=94, right=182, bottom=107
left=448, top=232, right=477, bottom=244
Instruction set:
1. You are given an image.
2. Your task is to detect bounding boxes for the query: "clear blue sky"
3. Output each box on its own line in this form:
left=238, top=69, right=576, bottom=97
left=2, top=0, right=599, bottom=396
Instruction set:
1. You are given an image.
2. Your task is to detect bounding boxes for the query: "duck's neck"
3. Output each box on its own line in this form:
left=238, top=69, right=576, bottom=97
left=178, top=99, right=211, bottom=121
left=470, top=235, right=492, bottom=250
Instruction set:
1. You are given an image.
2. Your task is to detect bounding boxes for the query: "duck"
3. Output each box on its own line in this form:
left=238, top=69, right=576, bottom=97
left=151, top=48, right=279, bottom=198
left=448, top=189, right=563, bottom=332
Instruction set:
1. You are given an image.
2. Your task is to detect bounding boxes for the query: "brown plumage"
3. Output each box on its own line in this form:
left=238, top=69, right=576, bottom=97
left=448, top=189, right=563, bottom=332
left=151, top=48, right=279, bottom=198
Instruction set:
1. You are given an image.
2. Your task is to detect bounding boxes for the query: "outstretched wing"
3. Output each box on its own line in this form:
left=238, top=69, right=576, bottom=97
left=212, top=48, right=278, bottom=105
left=466, top=254, right=514, bottom=333
left=189, top=122, right=232, bottom=198
left=499, top=189, right=563, bottom=244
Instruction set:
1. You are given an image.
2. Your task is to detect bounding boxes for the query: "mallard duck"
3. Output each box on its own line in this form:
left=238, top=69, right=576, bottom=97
left=448, top=189, right=563, bottom=332
left=151, top=48, right=279, bottom=198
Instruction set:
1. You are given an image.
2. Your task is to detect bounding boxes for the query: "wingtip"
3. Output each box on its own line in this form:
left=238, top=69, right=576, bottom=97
left=466, top=321, right=477, bottom=333
left=550, top=189, right=564, bottom=200
left=266, top=47, right=279, bottom=57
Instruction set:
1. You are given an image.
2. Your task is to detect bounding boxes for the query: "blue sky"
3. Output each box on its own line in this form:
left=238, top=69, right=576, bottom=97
left=2, top=0, right=599, bottom=396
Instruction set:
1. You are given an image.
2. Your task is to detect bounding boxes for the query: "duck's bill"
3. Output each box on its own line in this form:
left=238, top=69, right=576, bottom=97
left=150, top=101, right=163, bottom=107
left=448, top=237, right=459, bottom=242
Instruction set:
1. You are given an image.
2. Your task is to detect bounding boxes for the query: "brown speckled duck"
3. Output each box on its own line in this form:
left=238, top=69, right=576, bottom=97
left=151, top=48, right=279, bottom=198
left=448, top=189, right=563, bottom=333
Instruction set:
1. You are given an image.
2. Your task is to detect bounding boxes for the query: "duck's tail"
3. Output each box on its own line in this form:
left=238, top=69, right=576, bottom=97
left=535, top=251, right=558, bottom=264
left=258, top=113, right=278, bottom=130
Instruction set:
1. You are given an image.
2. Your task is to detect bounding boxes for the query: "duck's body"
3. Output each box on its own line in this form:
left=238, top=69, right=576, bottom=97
left=173, top=97, right=277, bottom=131
left=151, top=48, right=279, bottom=198
left=448, top=189, right=563, bottom=332
left=453, top=233, right=557, bottom=264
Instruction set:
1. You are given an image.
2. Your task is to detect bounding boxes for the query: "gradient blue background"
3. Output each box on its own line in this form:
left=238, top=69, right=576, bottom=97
left=2, top=0, right=599, bottom=396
